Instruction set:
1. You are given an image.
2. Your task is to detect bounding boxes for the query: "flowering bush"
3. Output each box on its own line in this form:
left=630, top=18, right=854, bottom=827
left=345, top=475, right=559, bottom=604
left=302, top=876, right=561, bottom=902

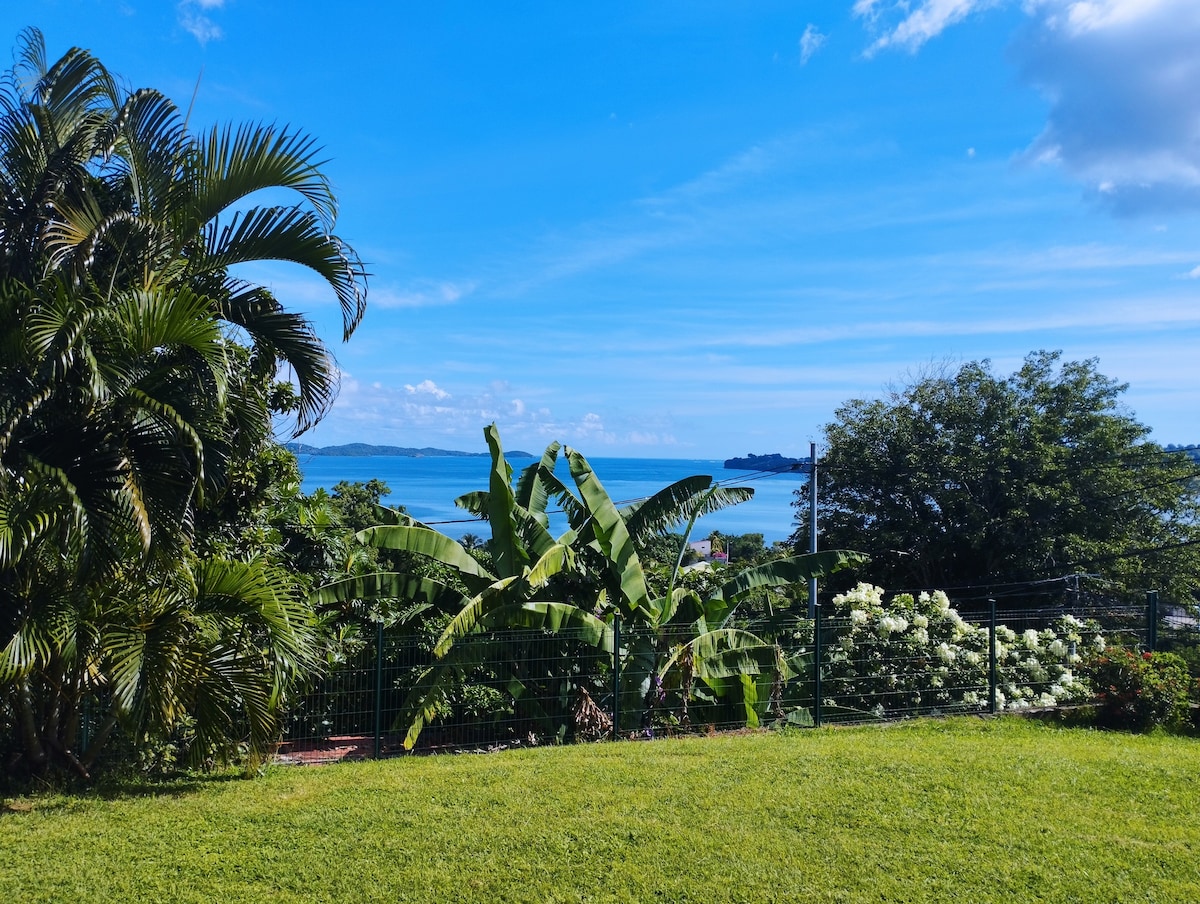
left=817, top=583, right=1099, bottom=718
left=1083, top=648, right=1194, bottom=732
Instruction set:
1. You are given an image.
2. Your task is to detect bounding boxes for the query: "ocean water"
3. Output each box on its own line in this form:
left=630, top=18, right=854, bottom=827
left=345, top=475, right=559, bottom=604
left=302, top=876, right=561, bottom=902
left=296, top=454, right=805, bottom=545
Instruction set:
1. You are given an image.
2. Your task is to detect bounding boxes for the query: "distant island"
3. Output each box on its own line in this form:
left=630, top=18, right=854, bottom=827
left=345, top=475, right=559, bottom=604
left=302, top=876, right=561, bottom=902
left=723, top=452, right=809, bottom=472
left=285, top=442, right=535, bottom=458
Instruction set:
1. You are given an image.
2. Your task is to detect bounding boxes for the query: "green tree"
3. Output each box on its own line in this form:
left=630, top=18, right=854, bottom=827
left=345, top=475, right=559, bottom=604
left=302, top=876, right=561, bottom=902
left=0, top=31, right=365, bottom=779
left=792, top=352, right=1200, bottom=602
left=331, top=480, right=393, bottom=530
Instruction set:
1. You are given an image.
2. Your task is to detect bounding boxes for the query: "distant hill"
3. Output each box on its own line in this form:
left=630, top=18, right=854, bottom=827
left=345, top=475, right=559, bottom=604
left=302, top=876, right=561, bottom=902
left=285, top=442, right=534, bottom=458
left=723, top=452, right=809, bottom=472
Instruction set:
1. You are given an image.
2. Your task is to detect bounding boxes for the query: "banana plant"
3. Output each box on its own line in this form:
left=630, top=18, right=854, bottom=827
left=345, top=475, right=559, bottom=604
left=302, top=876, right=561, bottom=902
left=319, top=424, right=866, bottom=746
left=556, top=446, right=864, bottom=728
left=316, top=425, right=613, bottom=748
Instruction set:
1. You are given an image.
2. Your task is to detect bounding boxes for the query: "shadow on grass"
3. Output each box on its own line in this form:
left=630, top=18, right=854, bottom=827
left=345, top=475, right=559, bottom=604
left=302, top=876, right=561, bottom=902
left=2, top=769, right=252, bottom=817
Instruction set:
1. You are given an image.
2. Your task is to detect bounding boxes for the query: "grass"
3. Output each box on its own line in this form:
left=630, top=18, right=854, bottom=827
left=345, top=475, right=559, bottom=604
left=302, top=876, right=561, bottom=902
left=3, top=717, right=1199, bottom=903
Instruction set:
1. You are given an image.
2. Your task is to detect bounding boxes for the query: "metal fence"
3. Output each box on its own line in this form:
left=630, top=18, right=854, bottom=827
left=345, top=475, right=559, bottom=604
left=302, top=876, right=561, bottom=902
left=276, top=594, right=1199, bottom=764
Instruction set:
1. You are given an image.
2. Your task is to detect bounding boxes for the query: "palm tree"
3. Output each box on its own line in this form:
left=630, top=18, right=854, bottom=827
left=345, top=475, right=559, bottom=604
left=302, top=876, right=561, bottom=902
left=0, top=30, right=366, bottom=779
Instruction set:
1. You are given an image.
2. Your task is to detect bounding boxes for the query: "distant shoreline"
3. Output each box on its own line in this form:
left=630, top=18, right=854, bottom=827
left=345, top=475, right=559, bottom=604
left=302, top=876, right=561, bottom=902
left=285, top=442, right=535, bottom=458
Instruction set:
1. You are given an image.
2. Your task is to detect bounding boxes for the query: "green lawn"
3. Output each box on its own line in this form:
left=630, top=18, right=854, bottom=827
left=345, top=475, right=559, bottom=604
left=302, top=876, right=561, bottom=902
left=3, top=718, right=1198, bottom=903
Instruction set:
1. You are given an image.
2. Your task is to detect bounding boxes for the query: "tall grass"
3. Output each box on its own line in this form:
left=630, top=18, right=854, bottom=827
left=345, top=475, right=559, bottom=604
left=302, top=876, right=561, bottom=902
left=3, top=718, right=1198, bottom=903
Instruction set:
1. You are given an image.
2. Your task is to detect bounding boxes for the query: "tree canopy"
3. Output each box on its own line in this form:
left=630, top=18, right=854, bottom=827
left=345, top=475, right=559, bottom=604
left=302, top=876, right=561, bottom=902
left=0, top=29, right=366, bottom=780
left=792, top=352, right=1200, bottom=604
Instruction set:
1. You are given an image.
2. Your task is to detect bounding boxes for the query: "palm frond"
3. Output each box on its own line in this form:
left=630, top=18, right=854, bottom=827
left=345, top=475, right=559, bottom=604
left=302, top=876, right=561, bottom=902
left=198, top=205, right=367, bottom=340
left=190, top=122, right=338, bottom=230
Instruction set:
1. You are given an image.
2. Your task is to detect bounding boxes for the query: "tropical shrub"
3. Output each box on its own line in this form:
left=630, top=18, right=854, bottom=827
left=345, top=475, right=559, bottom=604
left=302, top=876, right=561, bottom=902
left=815, top=583, right=1097, bottom=718
left=1084, top=648, right=1194, bottom=732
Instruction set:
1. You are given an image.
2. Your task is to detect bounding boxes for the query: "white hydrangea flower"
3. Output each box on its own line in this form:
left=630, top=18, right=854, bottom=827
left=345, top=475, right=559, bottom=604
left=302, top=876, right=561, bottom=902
left=1023, top=629, right=1041, bottom=651
left=913, top=614, right=929, bottom=629
left=850, top=609, right=868, bottom=626
left=936, top=642, right=956, bottom=664
left=1048, top=639, right=1067, bottom=657
left=1093, top=635, right=1106, bottom=652
left=912, top=627, right=929, bottom=645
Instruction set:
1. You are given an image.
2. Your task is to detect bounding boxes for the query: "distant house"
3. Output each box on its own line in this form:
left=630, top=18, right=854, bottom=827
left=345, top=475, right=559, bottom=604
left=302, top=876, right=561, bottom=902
left=688, top=540, right=727, bottom=564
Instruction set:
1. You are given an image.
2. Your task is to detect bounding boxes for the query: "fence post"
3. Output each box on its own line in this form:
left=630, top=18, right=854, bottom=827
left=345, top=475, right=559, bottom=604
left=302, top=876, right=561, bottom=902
left=611, top=614, right=621, bottom=741
left=373, top=619, right=384, bottom=759
left=1147, top=590, right=1159, bottom=653
left=813, top=603, right=823, bottom=728
left=988, top=599, right=997, bottom=715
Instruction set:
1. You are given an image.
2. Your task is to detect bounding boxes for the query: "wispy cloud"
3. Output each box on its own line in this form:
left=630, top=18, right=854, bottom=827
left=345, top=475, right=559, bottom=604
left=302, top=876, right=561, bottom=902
left=177, top=0, right=225, bottom=45
left=799, top=24, right=827, bottom=64
left=855, top=0, right=1002, bottom=55
left=684, top=297, right=1200, bottom=349
left=371, top=280, right=477, bottom=309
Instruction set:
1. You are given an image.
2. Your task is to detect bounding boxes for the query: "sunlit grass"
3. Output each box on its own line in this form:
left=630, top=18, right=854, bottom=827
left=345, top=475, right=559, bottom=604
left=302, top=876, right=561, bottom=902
left=4, top=718, right=1199, bottom=903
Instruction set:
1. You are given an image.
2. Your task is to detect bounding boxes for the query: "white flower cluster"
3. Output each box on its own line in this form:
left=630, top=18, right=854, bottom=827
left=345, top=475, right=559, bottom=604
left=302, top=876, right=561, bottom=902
left=819, top=583, right=1102, bottom=716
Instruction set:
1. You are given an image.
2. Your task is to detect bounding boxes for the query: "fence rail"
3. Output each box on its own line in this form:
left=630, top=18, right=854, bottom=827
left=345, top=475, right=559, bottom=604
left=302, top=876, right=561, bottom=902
left=277, top=595, right=1199, bottom=764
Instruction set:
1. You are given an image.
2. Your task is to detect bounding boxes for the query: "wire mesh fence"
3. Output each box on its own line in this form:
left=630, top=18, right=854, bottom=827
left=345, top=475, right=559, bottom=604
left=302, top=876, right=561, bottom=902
left=276, top=593, right=1199, bottom=764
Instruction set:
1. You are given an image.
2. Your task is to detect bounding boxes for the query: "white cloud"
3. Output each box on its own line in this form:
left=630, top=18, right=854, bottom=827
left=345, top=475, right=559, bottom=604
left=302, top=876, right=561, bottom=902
left=856, top=0, right=1200, bottom=214
left=1035, top=0, right=1174, bottom=35
left=1186, top=265, right=1200, bottom=279
left=799, top=25, right=827, bottom=64
left=404, top=379, right=451, bottom=400
left=856, top=0, right=1002, bottom=55
left=1015, top=0, right=1200, bottom=214
left=305, top=374, right=679, bottom=454
left=177, top=1, right=223, bottom=45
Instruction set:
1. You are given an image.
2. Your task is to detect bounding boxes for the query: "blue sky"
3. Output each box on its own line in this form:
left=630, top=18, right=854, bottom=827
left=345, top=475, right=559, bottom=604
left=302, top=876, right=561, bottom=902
left=12, top=1, right=1200, bottom=457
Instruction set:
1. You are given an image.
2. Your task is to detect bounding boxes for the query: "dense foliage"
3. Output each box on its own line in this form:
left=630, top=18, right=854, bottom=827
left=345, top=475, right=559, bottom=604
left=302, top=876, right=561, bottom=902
left=1084, top=648, right=1195, bottom=732
left=317, top=425, right=863, bottom=748
left=793, top=351, right=1200, bottom=603
left=0, top=30, right=366, bottom=781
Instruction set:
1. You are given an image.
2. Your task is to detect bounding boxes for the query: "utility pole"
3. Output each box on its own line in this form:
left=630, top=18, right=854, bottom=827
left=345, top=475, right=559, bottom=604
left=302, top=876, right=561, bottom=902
left=808, top=441, right=818, bottom=619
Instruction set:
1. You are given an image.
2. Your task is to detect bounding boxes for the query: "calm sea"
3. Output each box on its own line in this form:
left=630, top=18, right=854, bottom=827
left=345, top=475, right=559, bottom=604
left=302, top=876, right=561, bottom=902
left=296, top=455, right=805, bottom=544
